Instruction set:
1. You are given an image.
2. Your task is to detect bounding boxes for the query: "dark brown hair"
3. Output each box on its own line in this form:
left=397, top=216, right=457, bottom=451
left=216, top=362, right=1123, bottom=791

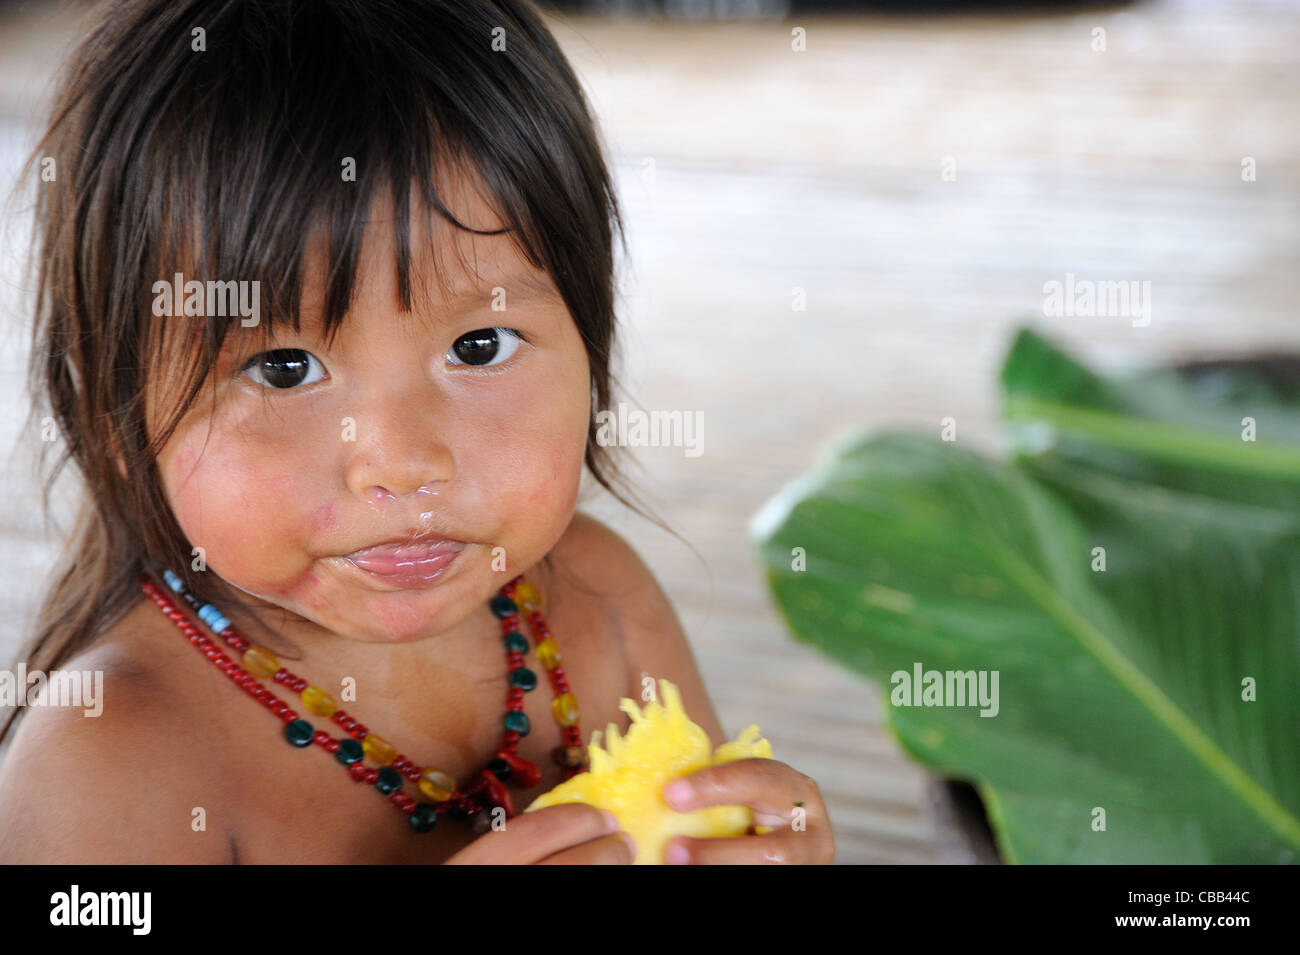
left=2, top=0, right=681, bottom=746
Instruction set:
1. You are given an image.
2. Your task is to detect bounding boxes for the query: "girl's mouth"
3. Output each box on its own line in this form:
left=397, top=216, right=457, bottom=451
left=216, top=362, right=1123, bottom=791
left=341, top=538, right=467, bottom=589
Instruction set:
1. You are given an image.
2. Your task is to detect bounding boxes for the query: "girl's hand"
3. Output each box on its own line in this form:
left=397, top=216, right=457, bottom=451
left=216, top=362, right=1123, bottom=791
left=442, top=803, right=636, bottom=865
left=661, top=758, right=835, bottom=864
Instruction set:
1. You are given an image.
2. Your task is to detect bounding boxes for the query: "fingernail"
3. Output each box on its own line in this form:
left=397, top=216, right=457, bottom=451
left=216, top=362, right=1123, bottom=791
left=665, top=839, right=690, bottom=865
left=663, top=779, right=691, bottom=808
left=602, top=810, right=619, bottom=833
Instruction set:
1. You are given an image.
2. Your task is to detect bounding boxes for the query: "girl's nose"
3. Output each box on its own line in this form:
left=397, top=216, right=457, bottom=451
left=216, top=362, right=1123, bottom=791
left=345, top=424, right=455, bottom=503
left=343, top=374, right=457, bottom=502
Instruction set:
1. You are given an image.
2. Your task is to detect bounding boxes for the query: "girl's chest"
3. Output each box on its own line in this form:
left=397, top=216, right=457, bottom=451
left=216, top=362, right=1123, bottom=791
left=220, top=579, right=633, bottom=864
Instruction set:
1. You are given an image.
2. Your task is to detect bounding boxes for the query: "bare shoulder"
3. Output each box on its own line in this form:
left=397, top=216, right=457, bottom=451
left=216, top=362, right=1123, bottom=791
left=0, top=603, right=234, bottom=863
left=539, top=511, right=726, bottom=746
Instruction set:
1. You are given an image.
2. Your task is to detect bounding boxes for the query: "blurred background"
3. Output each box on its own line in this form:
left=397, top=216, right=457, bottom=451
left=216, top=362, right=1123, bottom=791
left=0, top=0, right=1296, bottom=862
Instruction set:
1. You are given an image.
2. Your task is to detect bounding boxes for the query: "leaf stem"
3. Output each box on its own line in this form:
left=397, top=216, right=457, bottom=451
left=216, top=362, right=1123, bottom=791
left=1005, top=397, right=1300, bottom=477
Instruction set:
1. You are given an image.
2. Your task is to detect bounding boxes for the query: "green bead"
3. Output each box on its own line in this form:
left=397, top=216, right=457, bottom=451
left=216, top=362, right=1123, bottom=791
left=374, top=766, right=403, bottom=794
left=284, top=719, right=314, bottom=747
left=509, top=667, right=537, bottom=691
left=409, top=803, right=439, bottom=833
left=504, top=631, right=528, bottom=653
left=504, top=710, right=530, bottom=736
left=335, top=738, right=363, bottom=765
left=490, top=596, right=518, bottom=618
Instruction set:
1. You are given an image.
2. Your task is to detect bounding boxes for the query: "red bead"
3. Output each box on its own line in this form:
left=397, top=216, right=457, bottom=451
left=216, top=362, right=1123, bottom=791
left=352, top=723, right=367, bottom=737
left=313, top=730, right=330, bottom=745
left=478, top=770, right=514, bottom=818
left=348, top=762, right=369, bottom=782
left=325, top=739, right=340, bottom=753
left=495, top=750, right=542, bottom=787
left=504, top=731, right=520, bottom=744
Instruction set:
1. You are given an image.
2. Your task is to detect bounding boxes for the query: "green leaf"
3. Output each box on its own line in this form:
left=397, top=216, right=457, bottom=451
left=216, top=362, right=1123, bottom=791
left=750, top=430, right=1300, bottom=863
left=1003, top=328, right=1300, bottom=504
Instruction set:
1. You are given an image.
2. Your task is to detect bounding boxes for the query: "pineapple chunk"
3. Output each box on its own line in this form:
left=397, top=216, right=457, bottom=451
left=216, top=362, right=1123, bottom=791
left=524, top=678, right=774, bottom=864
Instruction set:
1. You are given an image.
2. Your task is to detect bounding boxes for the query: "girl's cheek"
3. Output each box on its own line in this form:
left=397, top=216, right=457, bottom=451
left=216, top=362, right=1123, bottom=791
left=161, top=425, right=318, bottom=563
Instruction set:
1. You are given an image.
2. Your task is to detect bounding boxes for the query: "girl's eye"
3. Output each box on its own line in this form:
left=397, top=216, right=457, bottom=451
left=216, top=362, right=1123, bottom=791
left=447, top=328, right=524, bottom=367
left=239, top=348, right=326, bottom=390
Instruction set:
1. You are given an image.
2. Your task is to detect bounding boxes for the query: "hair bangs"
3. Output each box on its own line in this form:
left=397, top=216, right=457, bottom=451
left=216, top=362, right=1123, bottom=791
left=142, top=0, right=565, bottom=455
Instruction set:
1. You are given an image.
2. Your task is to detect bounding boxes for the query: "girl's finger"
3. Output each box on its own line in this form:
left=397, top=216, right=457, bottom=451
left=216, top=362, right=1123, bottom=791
left=537, top=831, right=637, bottom=865
left=443, top=803, right=617, bottom=864
left=664, top=830, right=820, bottom=866
left=664, top=758, right=823, bottom=823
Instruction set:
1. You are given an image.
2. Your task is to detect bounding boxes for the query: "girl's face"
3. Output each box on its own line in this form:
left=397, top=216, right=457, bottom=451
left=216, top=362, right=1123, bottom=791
left=149, top=177, right=591, bottom=644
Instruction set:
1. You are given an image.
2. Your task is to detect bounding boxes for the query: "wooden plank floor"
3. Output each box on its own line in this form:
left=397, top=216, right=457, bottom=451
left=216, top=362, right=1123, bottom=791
left=2, top=0, right=1297, bottom=862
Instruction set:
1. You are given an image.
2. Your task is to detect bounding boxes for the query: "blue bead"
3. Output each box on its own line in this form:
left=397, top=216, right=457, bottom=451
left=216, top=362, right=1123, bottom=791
left=374, top=767, right=403, bottom=794
left=509, top=668, right=537, bottom=691
left=284, top=719, right=314, bottom=747
left=504, top=631, right=528, bottom=654
left=409, top=803, right=439, bottom=833
left=335, top=738, right=364, bottom=765
left=163, top=569, right=183, bottom=592
left=505, top=711, right=530, bottom=736
left=490, top=596, right=518, bottom=618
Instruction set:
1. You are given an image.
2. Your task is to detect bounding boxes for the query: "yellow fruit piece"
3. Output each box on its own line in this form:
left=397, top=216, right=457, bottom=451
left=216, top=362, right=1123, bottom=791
left=524, top=679, right=773, bottom=864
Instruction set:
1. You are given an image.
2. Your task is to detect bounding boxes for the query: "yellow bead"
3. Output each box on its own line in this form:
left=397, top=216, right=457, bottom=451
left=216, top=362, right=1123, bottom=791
left=419, top=768, right=456, bottom=802
left=536, top=636, right=562, bottom=670
left=242, top=646, right=280, bottom=678
left=552, top=691, right=580, bottom=727
left=300, top=685, right=337, bottom=717
left=515, top=581, right=544, bottom=613
left=362, top=734, right=396, bottom=766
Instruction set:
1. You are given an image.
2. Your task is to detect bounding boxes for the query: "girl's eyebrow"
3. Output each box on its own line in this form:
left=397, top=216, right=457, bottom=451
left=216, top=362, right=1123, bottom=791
left=221, top=270, right=564, bottom=344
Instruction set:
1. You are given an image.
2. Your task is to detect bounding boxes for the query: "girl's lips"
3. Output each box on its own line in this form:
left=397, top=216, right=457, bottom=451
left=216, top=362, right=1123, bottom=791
left=343, top=539, right=466, bottom=588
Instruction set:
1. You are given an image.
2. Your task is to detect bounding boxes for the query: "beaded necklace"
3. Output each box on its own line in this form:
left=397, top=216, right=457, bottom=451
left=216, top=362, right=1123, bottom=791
left=139, top=566, right=586, bottom=835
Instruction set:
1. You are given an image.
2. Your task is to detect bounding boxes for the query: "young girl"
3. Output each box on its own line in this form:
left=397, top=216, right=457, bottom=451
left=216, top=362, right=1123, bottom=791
left=0, top=0, right=833, bottom=865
